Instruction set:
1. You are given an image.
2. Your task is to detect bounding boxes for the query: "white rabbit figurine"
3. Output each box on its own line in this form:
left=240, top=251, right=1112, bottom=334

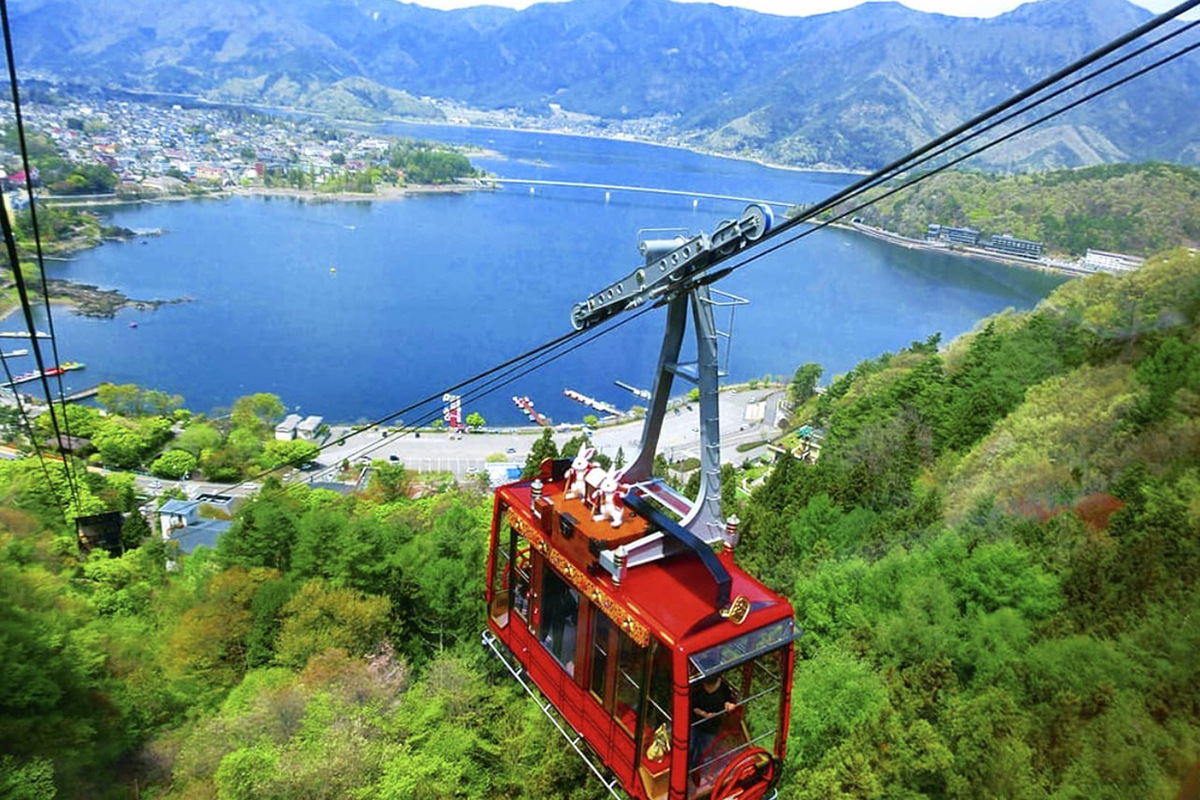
left=593, top=472, right=625, bottom=527
left=564, top=447, right=595, bottom=500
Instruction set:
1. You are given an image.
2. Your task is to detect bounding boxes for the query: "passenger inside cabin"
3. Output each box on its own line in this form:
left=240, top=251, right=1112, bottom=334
left=513, top=543, right=532, bottom=620
left=690, top=674, right=737, bottom=774
left=540, top=566, right=580, bottom=676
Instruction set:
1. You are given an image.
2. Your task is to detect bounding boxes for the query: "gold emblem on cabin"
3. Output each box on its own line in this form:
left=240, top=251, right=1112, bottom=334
left=646, top=723, right=670, bottom=761
left=720, top=595, right=751, bottom=625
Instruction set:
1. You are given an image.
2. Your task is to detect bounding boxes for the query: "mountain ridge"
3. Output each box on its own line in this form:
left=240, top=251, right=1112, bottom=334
left=9, top=0, right=1199, bottom=171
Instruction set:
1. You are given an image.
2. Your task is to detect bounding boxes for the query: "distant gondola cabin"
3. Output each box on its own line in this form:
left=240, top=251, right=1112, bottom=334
left=485, top=457, right=795, bottom=800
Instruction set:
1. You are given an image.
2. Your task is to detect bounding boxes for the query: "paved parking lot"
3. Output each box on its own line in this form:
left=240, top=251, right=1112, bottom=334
left=305, top=388, right=783, bottom=483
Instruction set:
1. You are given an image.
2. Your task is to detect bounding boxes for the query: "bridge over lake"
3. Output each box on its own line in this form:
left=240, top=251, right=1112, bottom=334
left=491, top=177, right=799, bottom=210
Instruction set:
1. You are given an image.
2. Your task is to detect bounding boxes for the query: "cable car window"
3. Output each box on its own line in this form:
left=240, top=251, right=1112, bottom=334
left=687, top=646, right=788, bottom=797
left=688, top=618, right=794, bottom=681
left=589, top=610, right=615, bottom=703
left=645, top=645, right=672, bottom=737
left=614, top=630, right=646, bottom=737
left=539, top=564, right=580, bottom=676
left=639, top=644, right=673, bottom=792
left=511, top=531, right=532, bottom=623
left=489, top=508, right=512, bottom=626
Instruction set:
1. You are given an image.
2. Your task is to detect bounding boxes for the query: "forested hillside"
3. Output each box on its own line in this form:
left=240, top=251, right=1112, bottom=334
left=1, top=249, right=1198, bottom=799
left=739, top=247, right=1200, bottom=798
left=842, top=162, right=1200, bottom=256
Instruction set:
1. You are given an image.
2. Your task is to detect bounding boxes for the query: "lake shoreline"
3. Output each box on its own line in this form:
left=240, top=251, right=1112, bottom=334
left=41, top=179, right=492, bottom=212
left=388, top=112, right=867, bottom=177
left=0, top=283, right=193, bottom=323
left=842, top=220, right=1092, bottom=279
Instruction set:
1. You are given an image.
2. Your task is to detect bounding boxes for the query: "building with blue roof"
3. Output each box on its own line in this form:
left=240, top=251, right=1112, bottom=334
left=158, top=494, right=238, bottom=554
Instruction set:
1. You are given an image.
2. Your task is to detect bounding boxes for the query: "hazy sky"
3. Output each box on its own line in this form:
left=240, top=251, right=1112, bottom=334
left=405, top=0, right=1177, bottom=18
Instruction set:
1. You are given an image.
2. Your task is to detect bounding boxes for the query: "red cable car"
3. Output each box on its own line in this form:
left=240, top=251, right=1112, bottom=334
left=483, top=206, right=795, bottom=800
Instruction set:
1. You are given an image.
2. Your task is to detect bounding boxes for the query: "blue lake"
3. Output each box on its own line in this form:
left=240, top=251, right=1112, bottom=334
left=24, top=126, right=1066, bottom=425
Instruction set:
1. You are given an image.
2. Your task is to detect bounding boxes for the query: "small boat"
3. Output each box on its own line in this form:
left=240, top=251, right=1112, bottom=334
left=129, top=321, right=138, bottom=328
left=3, top=361, right=84, bottom=387
left=330, top=266, right=337, bottom=274
left=43, top=362, right=85, bottom=378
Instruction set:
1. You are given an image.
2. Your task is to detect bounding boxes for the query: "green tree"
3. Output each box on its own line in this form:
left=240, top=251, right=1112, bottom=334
left=142, top=389, right=183, bottom=417
left=274, top=579, right=391, bottom=668
left=367, top=462, right=412, bottom=503
left=201, top=447, right=245, bottom=482
left=522, top=428, right=559, bottom=478
left=0, top=406, right=25, bottom=443
left=0, top=558, right=104, bottom=761
left=559, top=434, right=590, bottom=459
left=96, top=383, right=144, bottom=416
left=230, top=393, right=285, bottom=436
left=165, top=566, right=277, bottom=692
left=150, top=449, right=198, bottom=479
left=0, top=756, right=56, bottom=800
left=259, top=439, right=320, bottom=471
left=789, top=362, right=824, bottom=404
left=174, top=422, right=223, bottom=457
left=218, top=494, right=300, bottom=572
left=91, top=419, right=148, bottom=469
left=215, top=741, right=278, bottom=800
left=395, top=499, right=485, bottom=654
left=121, top=509, right=152, bottom=550
left=35, top=403, right=101, bottom=440
left=465, top=411, right=486, bottom=430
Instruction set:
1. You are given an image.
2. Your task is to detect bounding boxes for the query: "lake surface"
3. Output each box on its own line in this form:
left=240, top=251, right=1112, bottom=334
left=25, top=126, right=1066, bottom=425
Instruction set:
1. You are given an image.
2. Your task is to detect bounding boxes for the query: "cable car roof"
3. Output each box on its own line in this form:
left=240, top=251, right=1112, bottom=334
left=617, top=542, right=794, bottom=652
left=501, top=479, right=793, bottom=655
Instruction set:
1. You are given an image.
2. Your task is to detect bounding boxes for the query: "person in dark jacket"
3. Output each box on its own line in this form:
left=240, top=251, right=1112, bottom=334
left=690, top=674, right=736, bottom=771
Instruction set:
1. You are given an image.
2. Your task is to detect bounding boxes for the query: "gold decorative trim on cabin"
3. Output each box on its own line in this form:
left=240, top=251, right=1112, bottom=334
left=510, top=513, right=542, bottom=547
left=537, top=526, right=652, bottom=648
left=720, top=595, right=751, bottom=625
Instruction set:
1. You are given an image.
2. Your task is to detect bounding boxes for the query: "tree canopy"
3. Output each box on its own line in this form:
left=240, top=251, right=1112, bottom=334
left=0, top=250, right=1198, bottom=799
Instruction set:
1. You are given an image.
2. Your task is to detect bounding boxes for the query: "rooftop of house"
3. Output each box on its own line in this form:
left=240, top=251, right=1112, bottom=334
left=167, top=518, right=233, bottom=554
left=159, top=498, right=199, bottom=516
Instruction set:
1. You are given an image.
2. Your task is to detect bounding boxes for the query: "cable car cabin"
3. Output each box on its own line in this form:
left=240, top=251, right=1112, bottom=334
left=484, top=458, right=796, bottom=800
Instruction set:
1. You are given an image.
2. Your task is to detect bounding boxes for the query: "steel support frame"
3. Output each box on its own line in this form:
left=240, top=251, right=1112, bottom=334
left=623, top=284, right=728, bottom=542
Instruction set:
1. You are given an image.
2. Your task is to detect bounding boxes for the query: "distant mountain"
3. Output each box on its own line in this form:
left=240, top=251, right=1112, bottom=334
left=8, top=0, right=1199, bottom=170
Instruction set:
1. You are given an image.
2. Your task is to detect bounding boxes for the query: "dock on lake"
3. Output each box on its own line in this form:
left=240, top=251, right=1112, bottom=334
left=61, top=385, right=101, bottom=404
left=564, top=388, right=624, bottom=418
left=0, top=331, right=51, bottom=339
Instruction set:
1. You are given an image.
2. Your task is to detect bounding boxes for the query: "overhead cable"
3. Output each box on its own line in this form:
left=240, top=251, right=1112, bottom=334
left=0, top=340, right=68, bottom=519
left=0, top=0, right=81, bottom=512
left=328, top=304, right=656, bottom=470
